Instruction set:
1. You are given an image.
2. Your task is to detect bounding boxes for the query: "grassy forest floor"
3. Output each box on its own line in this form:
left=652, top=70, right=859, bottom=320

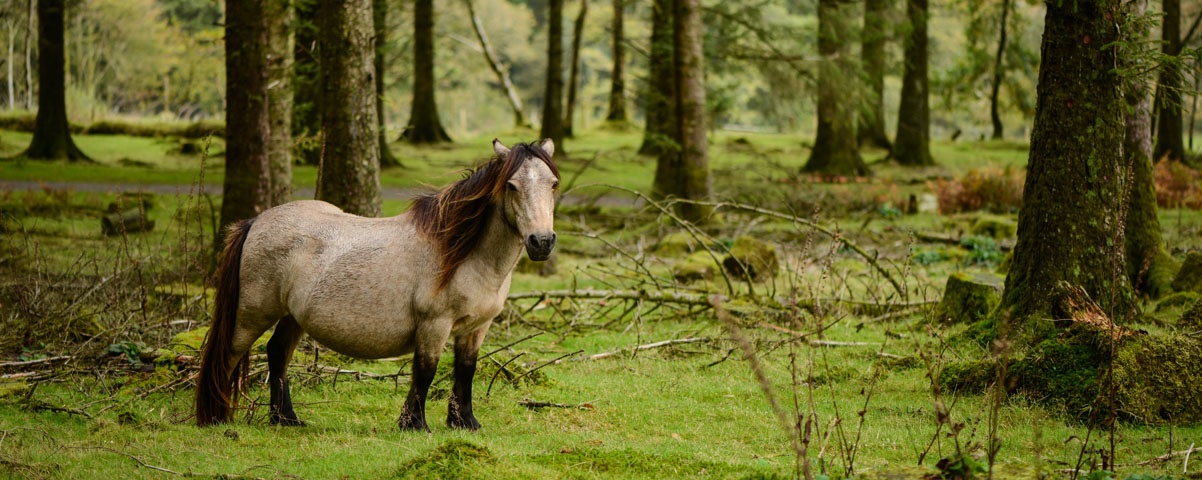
left=1, top=128, right=1201, bottom=479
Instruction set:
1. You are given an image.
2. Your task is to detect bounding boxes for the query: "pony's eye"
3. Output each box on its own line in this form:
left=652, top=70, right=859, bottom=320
left=506, top=182, right=518, bottom=192
left=552, top=181, right=559, bottom=190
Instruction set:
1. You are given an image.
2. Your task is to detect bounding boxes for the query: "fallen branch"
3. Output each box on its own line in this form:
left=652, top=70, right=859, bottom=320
left=0, top=356, right=71, bottom=370
left=308, top=364, right=400, bottom=380
left=519, top=398, right=595, bottom=410
left=28, top=401, right=92, bottom=419
left=809, top=340, right=875, bottom=348
left=586, top=337, right=710, bottom=360
left=916, top=231, right=1014, bottom=251
left=1135, top=444, right=1202, bottom=466
left=509, top=289, right=713, bottom=306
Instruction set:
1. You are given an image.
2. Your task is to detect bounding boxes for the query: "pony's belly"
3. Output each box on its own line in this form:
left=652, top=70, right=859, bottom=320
left=301, top=317, right=415, bottom=359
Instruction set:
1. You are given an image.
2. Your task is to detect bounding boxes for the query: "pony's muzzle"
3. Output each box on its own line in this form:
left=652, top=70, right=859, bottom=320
left=525, top=232, right=556, bottom=261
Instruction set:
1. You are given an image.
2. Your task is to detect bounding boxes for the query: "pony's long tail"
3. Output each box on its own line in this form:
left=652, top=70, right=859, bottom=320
left=195, top=219, right=254, bottom=426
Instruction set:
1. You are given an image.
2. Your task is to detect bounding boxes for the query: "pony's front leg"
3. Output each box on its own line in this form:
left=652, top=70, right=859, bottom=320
left=398, top=321, right=453, bottom=432
left=447, top=325, right=490, bottom=430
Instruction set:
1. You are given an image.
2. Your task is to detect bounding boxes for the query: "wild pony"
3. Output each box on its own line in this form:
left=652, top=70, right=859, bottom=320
left=195, top=139, right=559, bottom=431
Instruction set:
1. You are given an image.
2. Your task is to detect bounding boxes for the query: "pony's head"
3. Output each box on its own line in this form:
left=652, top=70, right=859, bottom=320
left=492, top=138, right=559, bottom=261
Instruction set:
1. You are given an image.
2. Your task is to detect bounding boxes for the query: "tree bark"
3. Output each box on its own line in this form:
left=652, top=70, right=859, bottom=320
left=802, top=0, right=867, bottom=176
left=564, top=0, right=587, bottom=137
left=374, top=0, right=401, bottom=166
left=317, top=0, right=382, bottom=217
left=464, top=0, right=530, bottom=128
left=219, top=0, right=272, bottom=240
left=1153, top=0, right=1184, bottom=162
left=893, top=0, right=933, bottom=166
left=402, top=0, right=451, bottom=144
left=988, top=0, right=1010, bottom=140
left=540, top=0, right=566, bottom=155
left=23, top=0, right=88, bottom=161
left=23, top=0, right=32, bottom=111
left=293, top=0, right=322, bottom=165
left=265, top=0, right=293, bottom=207
left=857, top=0, right=891, bottom=150
left=654, top=0, right=710, bottom=222
left=606, top=0, right=627, bottom=122
left=639, top=0, right=675, bottom=156
left=999, top=0, right=1135, bottom=333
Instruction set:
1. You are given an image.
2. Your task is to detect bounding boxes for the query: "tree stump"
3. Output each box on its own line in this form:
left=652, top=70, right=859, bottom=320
left=102, top=209, right=154, bottom=236
left=933, top=272, right=1002, bottom=324
left=1171, top=251, right=1202, bottom=293
left=722, top=236, right=779, bottom=282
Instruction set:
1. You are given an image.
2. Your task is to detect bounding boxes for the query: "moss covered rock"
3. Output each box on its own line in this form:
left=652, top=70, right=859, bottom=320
left=933, top=272, right=1003, bottom=324
left=170, top=327, right=209, bottom=355
left=654, top=232, right=697, bottom=258
left=1154, top=291, right=1199, bottom=312
left=1140, top=250, right=1180, bottom=299
left=721, top=236, right=780, bottom=281
left=673, top=251, right=720, bottom=283
left=969, top=214, right=1017, bottom=240
left=1114, top=335, right=1202, bottom=423
left=1171, top=251, right=1202, bottom=293
left=1180, top=299, right=1202, bottom=331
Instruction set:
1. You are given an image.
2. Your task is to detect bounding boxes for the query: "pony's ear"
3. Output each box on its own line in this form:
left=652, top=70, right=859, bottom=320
left=493, top=138, right=511, bottom=157
left=539, top=138, right=555, bottom=157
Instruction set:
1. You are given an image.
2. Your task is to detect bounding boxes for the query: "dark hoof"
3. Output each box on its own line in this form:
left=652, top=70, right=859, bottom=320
left=447, top=415, right=481, bottom=431
left=270, top=415, right=306, bottom=427
left=397, top=413, right=430, bottom=432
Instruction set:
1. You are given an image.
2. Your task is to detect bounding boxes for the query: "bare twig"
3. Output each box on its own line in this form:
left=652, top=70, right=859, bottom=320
left=508, top=350, right=583, bottom=387
left=509, top=288, right=713, bottom=306
left=518, top=398, right=595, bottom=410
left=586, top=337, right=710, bottom=360
left=0, top=356, right=71, bottom=369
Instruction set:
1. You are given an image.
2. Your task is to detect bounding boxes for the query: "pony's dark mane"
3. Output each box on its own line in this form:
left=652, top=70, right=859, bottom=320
left=412, top=142, right=559, bottom=290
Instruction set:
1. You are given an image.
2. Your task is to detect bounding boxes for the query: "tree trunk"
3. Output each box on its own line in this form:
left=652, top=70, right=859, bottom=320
left=464, top=0, right=530, bottom=128
left=802, top=0, right=867, bottom=176
left=374, top=0, right=401, bottom=166
left=564, top=0, right=587, bottom=137
left=638, top=0, right=675, bottom=156
left=265, top=0, right=293, bottom=207
left=219, top=0, right=272, bottom=239
left=654, top=0, right=710, bottom=222
left=293, top=0, right=322, bottom=166
left=1124, top=0, right=1171, bottom=298
left=857, top=0, right=891, bottom=150
left=7, top=25, right=15, bottom=110
left=999, top=0, right=1135, bottom=334
left=402, top=0, right=451, bottom=144
left=988, top=0, right=1010, bottom=140
left=24, top=0, right=32, bottom=111
left=606, top=0, right=627, bottom=122
left=540, top=0, right=566, bottom=155
left=1153, top=0, right=1184, bottom=162
left=893, top=0, right=934, bottom=166
left=317, top=0, right=382, bottom=217
left=24, top=0, right=88, bottom=161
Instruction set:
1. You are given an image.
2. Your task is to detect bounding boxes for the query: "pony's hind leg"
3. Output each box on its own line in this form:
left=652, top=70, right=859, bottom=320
left=447, top=325, right=490, bottom=430
left=266, top=316, right=306, bottom=426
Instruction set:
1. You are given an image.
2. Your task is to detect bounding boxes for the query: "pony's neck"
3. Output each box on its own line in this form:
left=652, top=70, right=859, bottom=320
left=462, top=203, right=523, bottom=286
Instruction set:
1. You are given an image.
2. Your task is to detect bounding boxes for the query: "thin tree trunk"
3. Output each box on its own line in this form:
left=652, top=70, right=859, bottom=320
left=374, top=0, right=401, bottom=166
left=464, top=0, right=530, bottom=128
left=894, top=0, right=933, bottom=166
left=402, top=0, right=452, bottom=144
left=1000, top=0, right=1135, bottom=329
left=24, top=0, right=88, bottom=161
left=8, top=25, right=15, bottom=110
left=265, top=0, right=293, bottom=207
left=857, top=0, right=891, bottom=149
left=639, top=0, right=674, bottom=156
left=24, top=0, right=32, bottom=111
left=1154, top=0, right=1184, bottom=162
left=1191, top=60, right=1199, bottom=151
left=540, top=0, right=566, bottom=155
left=606, top=0, right=627, bottom=122
left=564, top=0, right=586, bottom=137
left=989, top=0, right=1010, bottom=140
left=659, top=0, right=710, bottom=222
left=317, top=0, right=382, bottom=217
left=803, top=0, right=867, bottom=176
left=219, top=0, right=271, bottom=239
left=293, top=0, right=321, bottom=165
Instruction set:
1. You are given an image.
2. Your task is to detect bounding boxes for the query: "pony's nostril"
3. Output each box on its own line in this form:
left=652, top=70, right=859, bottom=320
left=550, top=233, right=557, bottom=243
left=528, top=234, right=538, bottom=246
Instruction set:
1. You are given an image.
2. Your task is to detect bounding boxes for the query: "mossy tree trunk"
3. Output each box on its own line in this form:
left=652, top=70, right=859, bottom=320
left=893, top=0, right=934, bottom=166
left=988, top=0, right=1010, bottom=140
left=606, top=0, right=627, bottom=123
left=317, top=0, right=382, bottom=217
left=401, top=0, right=452, bottom=144
left=1153, top=0, right=1184, bottom=162
left=539, top=0, right=567, bottom=156
left=654, top=0, right=711, bottom=222
left=265, top=0, right=293, bottom=206
left=638, top=0, right=675, bottom=156
left=219, top=0, right=272, bottom=241
left=564, top=0, right=586, bottom=138
left=24, top=0, right=89, bottom=162
left=857, top=0, right=892, bottom=150
left=998, top=0, right=1136, bottom=335
left=802, top=0, right=868, bottom=177
left=374, top=0, right=401, bottom=167
left=292, top=0, right=321, bottom=166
